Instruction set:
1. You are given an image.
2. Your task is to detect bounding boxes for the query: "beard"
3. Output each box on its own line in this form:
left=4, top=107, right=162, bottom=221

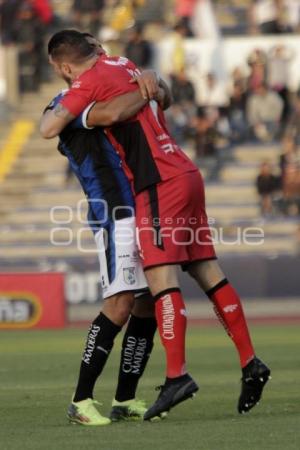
left=62, top=73, right=72, bottom=84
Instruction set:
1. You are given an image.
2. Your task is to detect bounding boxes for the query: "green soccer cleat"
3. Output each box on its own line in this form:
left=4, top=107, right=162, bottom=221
left=110, top=398, right=147, bottom=422
left=67, top=398, right=111, bottom=426
left=110, top=398, right=168, bottom=422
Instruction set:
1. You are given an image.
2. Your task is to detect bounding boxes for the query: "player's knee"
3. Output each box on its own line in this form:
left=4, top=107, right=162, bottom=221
left=115, top=300, right=133, bottom=324
left=103, top=292, right=134, bottom=326
left=132, top=292, right=155, bottom=318
left=187, top=260, right=225, bottom=291
left=145, top=265, right=179, bottom=296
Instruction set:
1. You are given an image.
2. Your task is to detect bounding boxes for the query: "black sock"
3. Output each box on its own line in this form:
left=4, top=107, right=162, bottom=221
left=115, top=315, right=157, bottom=402
left=73, top=313, right=121, bottom=402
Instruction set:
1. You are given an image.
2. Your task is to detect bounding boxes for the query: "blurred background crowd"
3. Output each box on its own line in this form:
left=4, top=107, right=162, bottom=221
left=2, top=0, right=299, bottom=219
left=1, top=0, right=300, bottom=292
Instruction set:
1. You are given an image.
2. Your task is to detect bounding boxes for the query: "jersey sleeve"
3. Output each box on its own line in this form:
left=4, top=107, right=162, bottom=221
left=70, top=102, right=96, bottom=130
left=43, top=91, right=65, bottom=114
left=59, top=78, right=95, bottom=116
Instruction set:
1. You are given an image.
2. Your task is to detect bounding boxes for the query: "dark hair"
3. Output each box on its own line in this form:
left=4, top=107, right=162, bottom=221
left=48, top=29, right=95, bottom=63
left=81, top=32, right=94, bottom=39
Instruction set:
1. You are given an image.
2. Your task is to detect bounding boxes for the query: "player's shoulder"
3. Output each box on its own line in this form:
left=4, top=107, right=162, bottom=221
left=98, top=54, right=136, bottom=69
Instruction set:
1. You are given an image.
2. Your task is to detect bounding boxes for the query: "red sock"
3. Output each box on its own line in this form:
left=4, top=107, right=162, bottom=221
left=207, top=280, right=255, bottom=368
left=154, top=288, right=187, bottom=378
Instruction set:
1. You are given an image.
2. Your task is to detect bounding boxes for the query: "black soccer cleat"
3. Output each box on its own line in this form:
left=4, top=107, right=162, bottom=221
left=143, top=373, right=199, bottom=421
left=238, top=356, right=271, bottom=414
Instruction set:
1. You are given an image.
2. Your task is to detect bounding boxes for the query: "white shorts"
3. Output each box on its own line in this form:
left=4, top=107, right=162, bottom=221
left=94, top=217, right=148, bottom=299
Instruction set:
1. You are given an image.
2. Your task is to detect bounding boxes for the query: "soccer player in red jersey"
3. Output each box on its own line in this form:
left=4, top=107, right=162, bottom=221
left=40, top=30, right=271, bottom=420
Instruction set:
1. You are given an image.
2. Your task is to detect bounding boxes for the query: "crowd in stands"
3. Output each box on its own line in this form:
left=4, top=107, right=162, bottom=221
left=0, top=0, right=54, bottom=91
left=1, top=0, right=300, bottom=217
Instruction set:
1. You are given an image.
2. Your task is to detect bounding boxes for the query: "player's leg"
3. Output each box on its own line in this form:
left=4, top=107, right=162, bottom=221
left=110, top=292, right=158, bottom=421
left=187, top=259, right=271, bottom=413
left=188, top=259, right=255, bottom=367
left=135, top=182, right=199, bottom=420
left=179, top=168, right=271, bottom=413
left=145, top=265, right=186, bottom=379
left=142, top=264, right=198, bottom=420
left=68, top=216, right=148, bottom=425
left=68, top=291, right=134, bottom=426
left=98, top=215, right=158, bottom=421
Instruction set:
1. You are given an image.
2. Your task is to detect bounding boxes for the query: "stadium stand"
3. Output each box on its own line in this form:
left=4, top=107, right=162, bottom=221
left=0, top=80, right=298, bottom=273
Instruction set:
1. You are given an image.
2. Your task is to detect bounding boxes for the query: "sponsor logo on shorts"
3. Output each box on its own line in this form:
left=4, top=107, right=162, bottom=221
left=223, top=304, right=238, bottom=313
left=161, top=294, right=175, bottom=340
left=123, top=267, right=136, bottom=285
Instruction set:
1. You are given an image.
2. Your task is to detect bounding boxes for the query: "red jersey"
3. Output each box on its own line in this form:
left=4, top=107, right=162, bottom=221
left=60, top=55, right=198, bottom=193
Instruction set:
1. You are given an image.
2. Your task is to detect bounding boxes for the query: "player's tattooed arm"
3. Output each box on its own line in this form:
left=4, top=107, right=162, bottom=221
left=40, top=103, right=75, bottom=139
left=86, top=91, right=148, bottom=127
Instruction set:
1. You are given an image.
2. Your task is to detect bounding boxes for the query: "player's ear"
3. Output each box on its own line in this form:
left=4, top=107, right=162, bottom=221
left=61, top=62, right=72, bottom=77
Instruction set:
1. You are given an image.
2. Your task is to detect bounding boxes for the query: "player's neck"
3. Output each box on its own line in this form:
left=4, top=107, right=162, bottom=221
left=71, top=54, right=99, bottom=80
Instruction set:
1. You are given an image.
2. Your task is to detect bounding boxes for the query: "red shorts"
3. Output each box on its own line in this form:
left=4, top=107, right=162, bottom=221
left=135, top=170, right=216, bottom=269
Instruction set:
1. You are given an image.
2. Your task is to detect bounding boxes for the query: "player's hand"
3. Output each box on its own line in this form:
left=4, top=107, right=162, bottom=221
left=129, top=70, right=160, bottom=100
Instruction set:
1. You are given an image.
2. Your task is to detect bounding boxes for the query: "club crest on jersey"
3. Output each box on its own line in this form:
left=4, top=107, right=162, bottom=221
left=123, top=267, right=136, bottom=285
left=72, top=80, right=82, bottom=89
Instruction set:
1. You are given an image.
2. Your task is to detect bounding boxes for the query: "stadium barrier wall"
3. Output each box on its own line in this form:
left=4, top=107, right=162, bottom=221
left=0, top=273, right=65, bottom=329
left=63, top=254, right=300, bottom=306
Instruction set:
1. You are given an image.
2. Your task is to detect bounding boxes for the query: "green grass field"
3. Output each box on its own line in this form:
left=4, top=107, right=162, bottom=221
left=1, top=324, right=300, bottom=450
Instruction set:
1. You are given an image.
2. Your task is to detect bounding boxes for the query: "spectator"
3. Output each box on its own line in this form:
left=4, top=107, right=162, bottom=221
left=279, top=136, right=300, bottom=178
left=247, top=49, right=267, bottom=92
left=32, top=0, right=53, bottom=25
left=282, top=162, right=300, bottom=215
left=284, top=94, right=300, bottom=144
left=247, top=48, right=267, bottom=67
left=230, top=67, right=248, bottom=94
left=278, top=0, right=300, bottom=32
left=249, top=0, right=280, bottom=34
left=247, top=83, right=283, bottom=141
left=124, top=25, right=153, bottom=69
left=228, top=82, right=248, bottom=142
left=192, top=108, right=217, bottom=157
left=72, top=0, right=105, bottom=36
left=267, top=45, right=293, bottom=123
left=0, top=0, right=23, bottom=44
left=0, top=0, right=53, bottom=90
left=14, top=1, right=45, bottom=92
left=167, top=69, right=196, bottom=145
left=165, top=104, right=191, bottom=146
left=256, top=161, right=279, bottom=215
left=175, top=0, right=197, bottom=36
left=192, top=108, right=230, bottom=181
left=198, top=72, right=229, bottom=109
left=170, top=69, right=196, bottom=104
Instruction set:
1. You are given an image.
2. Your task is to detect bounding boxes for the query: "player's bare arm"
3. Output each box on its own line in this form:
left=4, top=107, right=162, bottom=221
left=40, top=102, right=75, bottom=139
left=86, top=91, right=148, bottom=127
left=86, top=84, right=170, bottom=127
left=86, top=83, right=171, bottom=128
